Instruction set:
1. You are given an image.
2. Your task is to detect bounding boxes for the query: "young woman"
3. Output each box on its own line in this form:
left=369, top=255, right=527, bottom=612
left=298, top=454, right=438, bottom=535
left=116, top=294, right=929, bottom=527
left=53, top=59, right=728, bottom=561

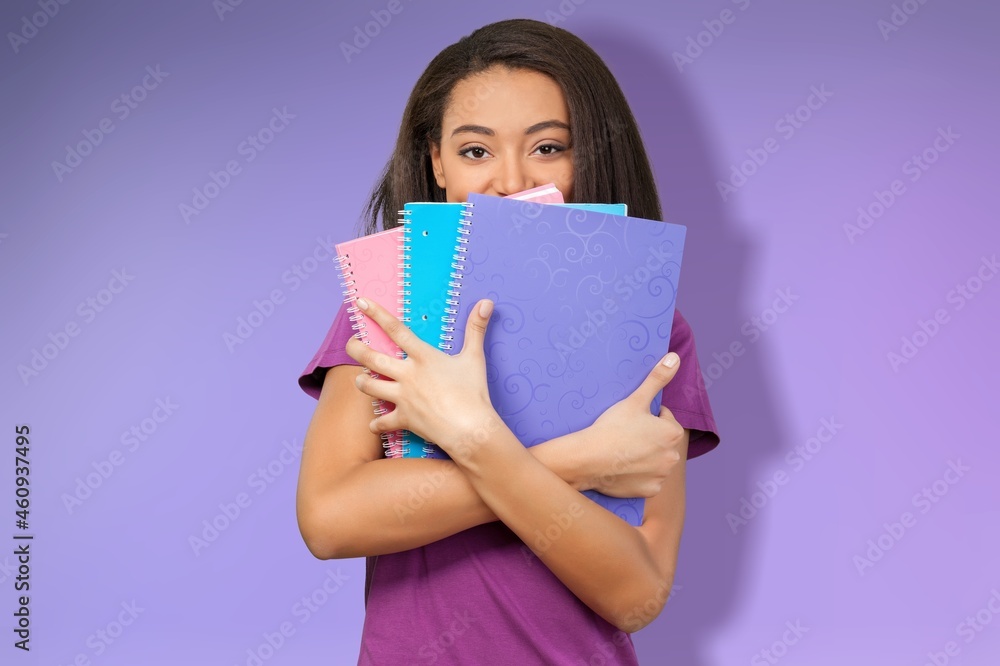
left=295, top=18, right=720, bottom=665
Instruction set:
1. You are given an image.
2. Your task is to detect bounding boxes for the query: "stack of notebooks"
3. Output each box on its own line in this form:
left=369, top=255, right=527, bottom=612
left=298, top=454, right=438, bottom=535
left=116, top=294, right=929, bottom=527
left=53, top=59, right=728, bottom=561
left=333, top=184, right=686, bottom=525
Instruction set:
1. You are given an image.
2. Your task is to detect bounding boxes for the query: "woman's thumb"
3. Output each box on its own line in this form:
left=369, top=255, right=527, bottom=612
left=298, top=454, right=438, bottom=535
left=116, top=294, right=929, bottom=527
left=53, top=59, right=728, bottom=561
left=460, top=299, right=494, bottom=355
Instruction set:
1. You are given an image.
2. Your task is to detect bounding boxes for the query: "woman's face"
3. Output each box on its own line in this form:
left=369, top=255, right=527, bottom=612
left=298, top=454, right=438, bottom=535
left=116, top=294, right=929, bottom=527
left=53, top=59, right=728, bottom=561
left=429, top=66, right=574, bottom=202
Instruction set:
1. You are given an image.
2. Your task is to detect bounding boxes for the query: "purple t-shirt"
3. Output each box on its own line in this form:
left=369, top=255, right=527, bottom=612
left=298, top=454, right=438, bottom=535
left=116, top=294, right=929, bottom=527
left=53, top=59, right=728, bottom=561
left=298, top=304, right=720, bottom=664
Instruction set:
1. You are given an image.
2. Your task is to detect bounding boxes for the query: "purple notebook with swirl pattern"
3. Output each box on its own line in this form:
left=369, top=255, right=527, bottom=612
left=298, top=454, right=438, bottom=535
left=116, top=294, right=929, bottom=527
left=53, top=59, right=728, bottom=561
left=444, top=193, right=687, bottom=526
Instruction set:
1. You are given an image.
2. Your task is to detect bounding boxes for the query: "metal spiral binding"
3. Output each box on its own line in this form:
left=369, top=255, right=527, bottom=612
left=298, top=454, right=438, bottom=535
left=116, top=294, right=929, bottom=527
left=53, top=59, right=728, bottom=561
left=399, top=208, right=412, bottom=340
left=439, top=201, right=474, bottom=351
left=334, top=253, right=367, bottom=338
left=396, top=208, right=412, bottom=457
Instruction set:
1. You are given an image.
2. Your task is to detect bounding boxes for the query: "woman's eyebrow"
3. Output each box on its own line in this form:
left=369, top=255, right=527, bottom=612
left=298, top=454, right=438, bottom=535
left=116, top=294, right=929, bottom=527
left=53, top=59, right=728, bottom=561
left=450, top=119, right=570, bottom=138
left=451, top=124, right=494, bottom=137
left=524, top=119, right=570, bottom=135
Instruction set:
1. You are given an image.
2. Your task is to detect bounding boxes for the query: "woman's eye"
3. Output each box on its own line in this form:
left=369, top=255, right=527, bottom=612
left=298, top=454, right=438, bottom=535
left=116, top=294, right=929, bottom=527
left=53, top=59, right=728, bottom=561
left=535, top=144, right=565, bottom=156
left=459, top=146, right=489, bottom=160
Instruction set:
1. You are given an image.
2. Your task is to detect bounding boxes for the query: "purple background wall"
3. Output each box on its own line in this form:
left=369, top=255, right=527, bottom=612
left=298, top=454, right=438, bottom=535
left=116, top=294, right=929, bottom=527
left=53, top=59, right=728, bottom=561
left=2, top=0, right=997, bottom=664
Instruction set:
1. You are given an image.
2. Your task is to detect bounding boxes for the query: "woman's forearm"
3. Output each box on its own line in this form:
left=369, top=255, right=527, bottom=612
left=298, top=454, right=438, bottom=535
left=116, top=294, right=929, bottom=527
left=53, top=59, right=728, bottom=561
left=441, top=412, right=674, bottom=632
left=301, top=431, right=590, bottom=559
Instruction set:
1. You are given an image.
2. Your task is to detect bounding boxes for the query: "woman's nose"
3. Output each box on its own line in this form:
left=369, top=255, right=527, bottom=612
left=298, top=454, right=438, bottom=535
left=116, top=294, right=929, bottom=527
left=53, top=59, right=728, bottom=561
left=492, top=156, right=531, bottom=197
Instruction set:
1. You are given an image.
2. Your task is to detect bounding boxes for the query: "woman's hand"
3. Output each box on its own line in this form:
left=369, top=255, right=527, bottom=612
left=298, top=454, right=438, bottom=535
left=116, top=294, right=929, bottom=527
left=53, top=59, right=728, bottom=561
left=577, top=353, right=687, bottom=499
left=345, top=295, right=499, bottom=452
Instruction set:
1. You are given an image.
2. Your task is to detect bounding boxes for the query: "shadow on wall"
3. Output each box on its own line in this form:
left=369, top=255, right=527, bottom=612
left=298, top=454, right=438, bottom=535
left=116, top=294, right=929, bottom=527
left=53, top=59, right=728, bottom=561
left=578, top=23, right=785, bottom=666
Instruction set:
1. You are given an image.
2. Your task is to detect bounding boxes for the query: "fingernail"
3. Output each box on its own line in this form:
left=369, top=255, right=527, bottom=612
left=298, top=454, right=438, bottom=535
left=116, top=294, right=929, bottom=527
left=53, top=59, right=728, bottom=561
left=356, top=297, right=369, bottom=311
left=479, top=299, right=493, bottom=318
left=662, top=352, right=679, bottom=368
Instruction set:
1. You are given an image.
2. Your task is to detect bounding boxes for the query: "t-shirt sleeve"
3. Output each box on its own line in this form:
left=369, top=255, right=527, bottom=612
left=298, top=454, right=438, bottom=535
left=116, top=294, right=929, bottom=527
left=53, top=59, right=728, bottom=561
left=662, top=308, right=721, bottom=460
left=297, top=302, right=361, bottom=400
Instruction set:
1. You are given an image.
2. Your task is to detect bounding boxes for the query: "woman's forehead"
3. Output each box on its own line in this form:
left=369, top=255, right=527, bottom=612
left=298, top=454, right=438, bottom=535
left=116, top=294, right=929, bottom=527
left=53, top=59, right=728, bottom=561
left=441, top=67, right=569, bottom=131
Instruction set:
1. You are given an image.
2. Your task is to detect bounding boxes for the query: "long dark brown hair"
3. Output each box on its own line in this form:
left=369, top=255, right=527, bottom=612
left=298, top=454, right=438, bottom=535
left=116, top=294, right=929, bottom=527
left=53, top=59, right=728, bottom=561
left=360, top=18, right=662, bottom=235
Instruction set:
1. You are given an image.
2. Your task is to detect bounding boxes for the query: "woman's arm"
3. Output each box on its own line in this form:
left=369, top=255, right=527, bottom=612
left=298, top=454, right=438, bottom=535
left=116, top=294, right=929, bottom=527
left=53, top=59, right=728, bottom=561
left=295, top=365, right=665, bottom=560
left=444, top=411, right=688, bottom=634
left=348, top=296, right=688, bottom=632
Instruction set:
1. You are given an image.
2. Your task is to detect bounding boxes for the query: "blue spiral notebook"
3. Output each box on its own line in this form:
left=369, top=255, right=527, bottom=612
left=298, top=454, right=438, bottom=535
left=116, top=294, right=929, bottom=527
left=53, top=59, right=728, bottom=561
left=441, top=194, right=686, bottom=525
left=400, top=201, right=628, bottom=459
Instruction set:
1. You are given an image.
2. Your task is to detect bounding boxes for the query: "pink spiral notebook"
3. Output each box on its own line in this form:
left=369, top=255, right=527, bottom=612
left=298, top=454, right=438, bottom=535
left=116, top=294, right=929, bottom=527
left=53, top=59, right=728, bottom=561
left=335, top=227, right=406, bottom=456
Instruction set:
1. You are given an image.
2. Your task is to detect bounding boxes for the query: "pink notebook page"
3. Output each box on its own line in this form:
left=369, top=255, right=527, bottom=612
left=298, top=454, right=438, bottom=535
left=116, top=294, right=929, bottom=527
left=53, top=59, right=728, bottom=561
left=508, top=182, right=564, bottom=203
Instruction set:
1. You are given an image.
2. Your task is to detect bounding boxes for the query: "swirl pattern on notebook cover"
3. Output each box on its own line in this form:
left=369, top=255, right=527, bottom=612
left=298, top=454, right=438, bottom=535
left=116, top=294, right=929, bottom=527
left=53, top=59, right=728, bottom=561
left=446, top=194, right=686, bottom=526
left=403, top=201, right=630, bottom=458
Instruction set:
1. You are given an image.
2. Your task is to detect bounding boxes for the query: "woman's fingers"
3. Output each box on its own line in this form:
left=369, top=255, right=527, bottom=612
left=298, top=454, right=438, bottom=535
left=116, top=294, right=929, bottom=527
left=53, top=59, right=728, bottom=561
left=629, top=352, right=680, bottom=408
left=354, top=371, right=402, bottom=404
left=459, top=299, right=494, bottom=357
left=369, top=409, right=404, bottom=434
left=345, top=332, right=404, bottom=378
left=354, top=296, right=424, bottom=359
